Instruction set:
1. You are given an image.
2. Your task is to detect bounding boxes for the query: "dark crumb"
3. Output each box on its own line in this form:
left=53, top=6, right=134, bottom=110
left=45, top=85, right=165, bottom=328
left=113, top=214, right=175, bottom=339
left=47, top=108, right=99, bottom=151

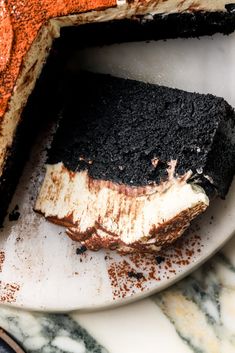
left=104, top=255, right=108, bottom=260
left=76, top=245, right=87, bottom=255
left=8, top=205, right=20, bottom=221
left=156, top=256, right=165, bottom=264
left=16, top=237, right=21, bottom=242
left=211, top=216, right=214, bottom=220
left=127, top=271, right=144, bottom=280
left=225, top=3, right=235, bottom=12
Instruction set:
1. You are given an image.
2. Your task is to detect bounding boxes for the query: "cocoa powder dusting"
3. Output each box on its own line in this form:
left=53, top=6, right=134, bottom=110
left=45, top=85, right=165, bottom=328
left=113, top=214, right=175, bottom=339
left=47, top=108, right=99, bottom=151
left=106, top=232, right=203, bottom=300
left=0, top=281, right=20, bottom=304
left=0, top=0, right=116, bottom=118
left=0, top=251, right=5, bottom=272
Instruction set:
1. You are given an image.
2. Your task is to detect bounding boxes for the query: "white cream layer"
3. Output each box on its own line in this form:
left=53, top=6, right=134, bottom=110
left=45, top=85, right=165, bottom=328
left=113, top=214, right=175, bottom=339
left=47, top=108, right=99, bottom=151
left=35, top=163, right=209, bottom=244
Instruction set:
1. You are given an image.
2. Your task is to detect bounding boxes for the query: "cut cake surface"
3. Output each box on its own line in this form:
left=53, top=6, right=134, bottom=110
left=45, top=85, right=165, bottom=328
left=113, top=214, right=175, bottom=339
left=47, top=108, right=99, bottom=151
left=35, top=72, right=235, bottom=253
left=1, top=0, right=235, bottom=223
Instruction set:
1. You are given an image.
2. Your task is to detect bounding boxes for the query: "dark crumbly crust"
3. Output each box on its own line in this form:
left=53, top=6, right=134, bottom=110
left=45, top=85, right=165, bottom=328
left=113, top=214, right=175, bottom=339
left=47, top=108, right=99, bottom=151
left=2, top=9, right=235, bottom=224
left=0, top=49, right=65, bottom=225
left=60, top=10, right=235, bottom=47
left=0, top=115, right=32, bottom=227
left=48, top=72, right=235, bottom=198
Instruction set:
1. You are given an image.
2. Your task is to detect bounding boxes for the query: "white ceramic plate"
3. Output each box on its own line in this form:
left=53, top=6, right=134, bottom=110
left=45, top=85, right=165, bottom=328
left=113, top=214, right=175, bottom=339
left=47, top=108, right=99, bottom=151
left=0, top=32, right=235, bottom=312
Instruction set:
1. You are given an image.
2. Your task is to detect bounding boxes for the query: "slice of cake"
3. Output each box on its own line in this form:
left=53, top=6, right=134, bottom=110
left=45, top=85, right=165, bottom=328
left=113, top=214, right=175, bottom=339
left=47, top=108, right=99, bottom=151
left=1, top=0, right=235, bottom=224
left=35, top=72, right=235, bottom=253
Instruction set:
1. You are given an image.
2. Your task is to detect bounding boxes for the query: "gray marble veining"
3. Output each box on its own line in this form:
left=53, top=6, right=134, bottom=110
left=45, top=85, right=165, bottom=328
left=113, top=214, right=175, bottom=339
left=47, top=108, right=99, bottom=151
left=1, top=236, right=235, bottom=353
left=155, top=238, right=235, bottom=353
left=0, top=310, right=108, bottom=353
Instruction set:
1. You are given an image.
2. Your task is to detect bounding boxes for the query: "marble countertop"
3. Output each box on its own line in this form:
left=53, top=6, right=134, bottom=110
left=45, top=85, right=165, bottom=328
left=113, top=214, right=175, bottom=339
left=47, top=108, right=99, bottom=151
left=1, top=235, right=235, bottom=353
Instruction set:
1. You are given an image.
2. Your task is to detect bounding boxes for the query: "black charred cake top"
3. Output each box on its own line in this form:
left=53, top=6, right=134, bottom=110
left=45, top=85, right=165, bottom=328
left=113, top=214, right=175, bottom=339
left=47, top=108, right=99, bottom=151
left=48, top=72, right=235, bottom=198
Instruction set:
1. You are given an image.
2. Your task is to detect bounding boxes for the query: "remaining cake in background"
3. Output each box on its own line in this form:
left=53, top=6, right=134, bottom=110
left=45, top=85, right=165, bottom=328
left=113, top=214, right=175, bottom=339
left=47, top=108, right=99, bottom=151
left=35, top=72, right=235, bottom=253
left=1, top=0, right=235, bottom=225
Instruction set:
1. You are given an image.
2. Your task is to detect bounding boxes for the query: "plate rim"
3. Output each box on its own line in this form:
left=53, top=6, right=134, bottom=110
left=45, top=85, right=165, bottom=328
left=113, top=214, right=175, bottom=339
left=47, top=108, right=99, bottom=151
left=1, top=228, right=234, bottom=313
